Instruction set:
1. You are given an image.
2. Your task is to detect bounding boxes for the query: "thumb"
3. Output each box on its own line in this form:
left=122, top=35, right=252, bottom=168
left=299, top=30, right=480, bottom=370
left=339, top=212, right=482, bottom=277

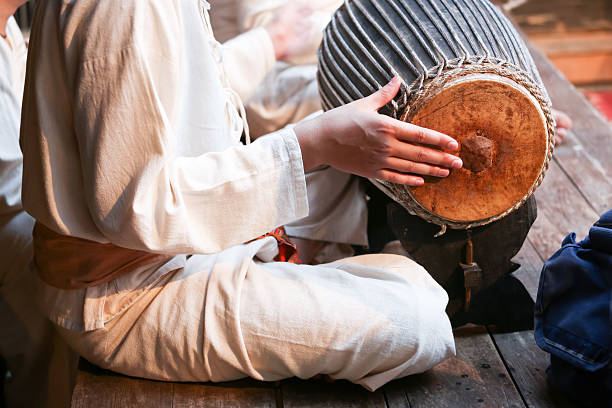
left=358, top=76, right=402, bottom=110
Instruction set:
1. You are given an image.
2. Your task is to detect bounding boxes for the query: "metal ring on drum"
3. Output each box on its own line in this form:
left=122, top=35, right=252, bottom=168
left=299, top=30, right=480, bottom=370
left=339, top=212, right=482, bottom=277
left=317, top=0, right=555, bottom=233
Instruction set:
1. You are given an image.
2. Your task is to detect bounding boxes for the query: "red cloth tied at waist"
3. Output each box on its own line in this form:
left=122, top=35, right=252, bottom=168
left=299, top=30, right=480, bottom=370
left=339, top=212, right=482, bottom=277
left=248, top=226, right=301, bottom=264
left=34, top=222, right=300, bottom=290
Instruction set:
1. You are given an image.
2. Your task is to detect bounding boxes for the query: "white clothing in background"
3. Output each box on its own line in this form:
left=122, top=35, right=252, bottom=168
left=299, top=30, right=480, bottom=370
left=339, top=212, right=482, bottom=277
left=23, top=0, right=454, bottom=391
left=0, top=16, right=26, bottom=221
left=211, top=0, right=343, bottom=66
left=210, top=0, right=343, bottom=138
left=210, top=0, right=368, bottom=249
left=0, top=16, right=77, bottom=408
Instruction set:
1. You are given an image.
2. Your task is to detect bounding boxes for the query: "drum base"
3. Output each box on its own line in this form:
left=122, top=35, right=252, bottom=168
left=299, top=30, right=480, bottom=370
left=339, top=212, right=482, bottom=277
left=450, top=274, right=534, bottom=331
left=363, top=182, right=536, bottom=330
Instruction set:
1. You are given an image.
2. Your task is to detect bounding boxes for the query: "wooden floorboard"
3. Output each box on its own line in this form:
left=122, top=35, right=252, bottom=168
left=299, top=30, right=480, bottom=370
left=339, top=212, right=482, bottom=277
left=511, top=239, right=543, bottom=300
left=71, top=361, right=279, bottom=408
left=71, top=370, right=174, bottom=408
left=530, top=43, right=612, bottom=177
left=281, top=378, right=386, bottom=408
left=172, top=382, right=277, bottom=408
left=490, top=331, right=575, bottom=408
left=528, top=159, right=598, bottom=259
left=385, top=326, right=524, bottom=408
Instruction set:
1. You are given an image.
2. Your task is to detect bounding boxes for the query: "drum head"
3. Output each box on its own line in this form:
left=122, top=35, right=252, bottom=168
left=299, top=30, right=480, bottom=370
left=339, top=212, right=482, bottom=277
left=401, top=73, right=549, bottom=223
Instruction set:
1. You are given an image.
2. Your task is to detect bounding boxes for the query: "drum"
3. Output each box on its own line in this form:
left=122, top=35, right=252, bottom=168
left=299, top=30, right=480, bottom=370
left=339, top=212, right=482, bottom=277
left=317, top=0, right=555, bottom=232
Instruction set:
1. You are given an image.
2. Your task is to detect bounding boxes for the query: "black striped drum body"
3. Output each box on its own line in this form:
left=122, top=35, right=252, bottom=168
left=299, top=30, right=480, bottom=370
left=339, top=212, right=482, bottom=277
left=318, top=0, right=555, bottom=231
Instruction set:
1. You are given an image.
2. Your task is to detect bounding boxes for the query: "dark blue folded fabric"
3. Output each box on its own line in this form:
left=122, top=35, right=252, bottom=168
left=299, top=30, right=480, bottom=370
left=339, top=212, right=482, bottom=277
left=535, top=210, right=612, bottom=371
left=534, top=210, right=612, bottom=404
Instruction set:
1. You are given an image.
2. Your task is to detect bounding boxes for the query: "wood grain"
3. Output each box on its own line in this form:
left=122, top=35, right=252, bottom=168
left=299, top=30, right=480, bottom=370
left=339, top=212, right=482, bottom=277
left=511, top=239, right=543, bottom=300
left=528, top=159, right=599, bottom=260
left=71, top=370, right=174, bottom=408
left=490, top=330, right=575, bottom=408
left=281, top=378, right=386, bottom=408
left=527, top=42, right=612, bottom=214
left=172, top=382, right=277, bottom=408
left=386, top=326, right=524, bottom=408
left=529, top=43, right=612, bottom=175
left=72, top=362, right=278, bottom=408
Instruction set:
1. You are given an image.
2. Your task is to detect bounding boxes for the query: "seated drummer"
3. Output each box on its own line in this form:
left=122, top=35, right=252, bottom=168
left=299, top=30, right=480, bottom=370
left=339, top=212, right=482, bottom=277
left=21, top=0, right=572, bottom=391
left=22, top=1, right=460, bottom=390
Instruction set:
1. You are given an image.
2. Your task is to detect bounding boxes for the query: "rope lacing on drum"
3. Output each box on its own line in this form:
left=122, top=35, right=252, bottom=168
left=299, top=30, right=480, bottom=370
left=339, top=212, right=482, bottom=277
left=384, top=59, right=555, bottom=231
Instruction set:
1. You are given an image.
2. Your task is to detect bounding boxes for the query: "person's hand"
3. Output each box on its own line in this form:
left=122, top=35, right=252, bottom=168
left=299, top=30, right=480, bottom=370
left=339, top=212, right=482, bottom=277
left=264, top=3, right=314, bottom=61
left=295, top=77, right=463, bottom=187
left=552, top=108, right=572, bottom=145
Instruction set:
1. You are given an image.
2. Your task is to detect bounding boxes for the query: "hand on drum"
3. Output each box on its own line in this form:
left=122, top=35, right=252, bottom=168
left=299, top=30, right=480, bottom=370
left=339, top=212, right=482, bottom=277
left=295, top=77, right=463, bottom=187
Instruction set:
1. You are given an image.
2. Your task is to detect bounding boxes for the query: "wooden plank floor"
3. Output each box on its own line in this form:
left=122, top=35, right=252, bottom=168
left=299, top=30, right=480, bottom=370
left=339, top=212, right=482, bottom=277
left=71, top=37, right=612, bottom=408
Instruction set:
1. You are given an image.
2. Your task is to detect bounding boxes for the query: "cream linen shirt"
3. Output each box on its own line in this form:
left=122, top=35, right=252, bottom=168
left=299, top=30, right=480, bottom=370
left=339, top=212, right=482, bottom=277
left=20, top=0, right=308, bottom=256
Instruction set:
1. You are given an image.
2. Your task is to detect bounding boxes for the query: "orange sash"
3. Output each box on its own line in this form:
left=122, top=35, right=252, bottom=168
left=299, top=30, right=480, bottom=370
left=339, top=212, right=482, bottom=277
left=34, top=223, right=300, bottom=290
left=33, top=223, right=172, bottom=290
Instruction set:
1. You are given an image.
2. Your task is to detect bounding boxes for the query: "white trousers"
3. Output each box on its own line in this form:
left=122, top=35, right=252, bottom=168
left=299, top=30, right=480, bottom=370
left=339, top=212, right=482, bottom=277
left=56, top=237, right=454, bottom=391
left=45, top=166, right=454, bottom=391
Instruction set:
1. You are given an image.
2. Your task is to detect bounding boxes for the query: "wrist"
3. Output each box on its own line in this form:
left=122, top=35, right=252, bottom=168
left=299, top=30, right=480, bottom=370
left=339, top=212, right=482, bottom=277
left=294, top=117, right=325, bottom=171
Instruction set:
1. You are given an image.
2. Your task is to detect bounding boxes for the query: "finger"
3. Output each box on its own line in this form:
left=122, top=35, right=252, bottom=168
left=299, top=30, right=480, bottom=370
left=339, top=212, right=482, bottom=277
left=392, top=121, right=459, bottom=151
left=390, top=140, right=463, bottom=169
left=385, top=157, right=452, bottom=177
left=376, top=169, right=425, bottom=187
left=358, top=76, right=402, bottom=110
left=555, top=128, right=567, bottom=143
left=552, top=108, right=572, bottom=130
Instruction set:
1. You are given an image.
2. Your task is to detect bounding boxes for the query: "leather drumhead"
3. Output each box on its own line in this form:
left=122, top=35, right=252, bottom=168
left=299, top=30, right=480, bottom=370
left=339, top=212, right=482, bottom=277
left=404, top=73, right=549, bottom=223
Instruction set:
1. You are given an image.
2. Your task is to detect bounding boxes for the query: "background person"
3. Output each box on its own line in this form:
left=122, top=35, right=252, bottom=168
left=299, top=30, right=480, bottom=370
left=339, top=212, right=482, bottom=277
left=0, top=1, right=76, bottom=406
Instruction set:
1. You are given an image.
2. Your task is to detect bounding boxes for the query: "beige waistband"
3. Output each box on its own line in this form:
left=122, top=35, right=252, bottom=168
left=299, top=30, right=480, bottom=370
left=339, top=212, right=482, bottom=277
left=33, top=222, right=172, bottom=290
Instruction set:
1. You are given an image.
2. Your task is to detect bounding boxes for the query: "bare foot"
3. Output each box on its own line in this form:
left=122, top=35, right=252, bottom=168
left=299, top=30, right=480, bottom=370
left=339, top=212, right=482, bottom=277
left=552, top=109, right=572, bottom=145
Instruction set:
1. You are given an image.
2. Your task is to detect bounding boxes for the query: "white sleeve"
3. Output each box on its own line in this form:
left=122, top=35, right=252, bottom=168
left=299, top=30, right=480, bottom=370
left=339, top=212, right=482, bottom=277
left=73, top=43, right=308, bottom=255
left=222, top=27, right=276, bottom=101
left=0, top=41, right=24, bottom=216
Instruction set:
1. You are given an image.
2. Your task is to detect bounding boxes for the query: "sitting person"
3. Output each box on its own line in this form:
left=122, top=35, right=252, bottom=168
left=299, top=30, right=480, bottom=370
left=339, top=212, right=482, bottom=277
left=22, top=0, right=461, bottom=391
left=0, top=1, right=76, bottom=406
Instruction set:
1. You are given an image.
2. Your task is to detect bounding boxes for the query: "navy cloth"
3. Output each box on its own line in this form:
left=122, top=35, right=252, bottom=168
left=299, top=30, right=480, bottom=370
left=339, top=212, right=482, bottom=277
left=535, top=210, right=612, bottom=406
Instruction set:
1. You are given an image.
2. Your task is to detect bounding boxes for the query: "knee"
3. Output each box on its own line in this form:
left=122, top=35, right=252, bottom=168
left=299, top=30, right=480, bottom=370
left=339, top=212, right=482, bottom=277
left=388, top=279, right=455, bottom=375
